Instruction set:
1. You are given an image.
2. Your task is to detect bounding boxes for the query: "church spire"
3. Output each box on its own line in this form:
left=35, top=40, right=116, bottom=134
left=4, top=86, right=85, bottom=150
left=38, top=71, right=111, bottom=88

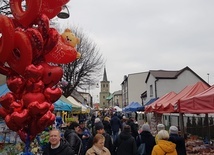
left=103, top=67, right=108, bottom=81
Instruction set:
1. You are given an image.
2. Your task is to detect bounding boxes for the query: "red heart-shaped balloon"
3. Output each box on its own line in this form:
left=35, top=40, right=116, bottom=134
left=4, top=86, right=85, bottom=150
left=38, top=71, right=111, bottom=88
left=28, top=101, right=51, bottom=116
left=44, top=87, right=62, bottom=103
left=25, top=80, right=45, bottom=93
left=40, top=62, right=63, bottom=87
left=0, top=107, right=9, bottom=119
left=10, top=109, right=29, bottom=126
left=10, top=101, right=23, bottom=113
left=40, top=1, right=62, bottom=19
left=6, top=76, right=26, bottom=94
left=22, top=92, right=46, bottom=108
left=24, top=64, right=44, bottom=83
left=37, top=110, right=55, bottom=129
left=43, top=28, right=60, bottom=54
left=5, top=114, right=20, bottom=131
left=0, top=92, right=15, bottom=110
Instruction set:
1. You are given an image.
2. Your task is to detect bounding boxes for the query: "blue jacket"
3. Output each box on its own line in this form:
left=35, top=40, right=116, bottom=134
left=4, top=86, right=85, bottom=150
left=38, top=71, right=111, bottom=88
left=110, top=115, right=121, bottom=132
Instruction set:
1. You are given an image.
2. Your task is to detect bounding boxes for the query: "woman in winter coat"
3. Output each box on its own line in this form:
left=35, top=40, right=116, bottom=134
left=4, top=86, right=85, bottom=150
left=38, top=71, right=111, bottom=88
left=86, top=133, right=111, bottom=155
left=64, top=122, right=83, bottom=155
left=136, top=123, right=156, bottom=155
left=168, top=126, right=186, bottom=155
left=113, top=125, right=137, bottom=155
left=152, top=130, right=177, bottom=155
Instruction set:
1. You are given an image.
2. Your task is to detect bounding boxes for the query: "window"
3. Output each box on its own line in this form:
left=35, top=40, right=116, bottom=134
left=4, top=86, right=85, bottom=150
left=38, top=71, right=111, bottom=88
left=103, top=96, right=105, bottom=99
left=106, top=84, right=108, bottom=87
left=103, top=84, right=105, bottom=87
left=150, top=85, right=153, bottom=97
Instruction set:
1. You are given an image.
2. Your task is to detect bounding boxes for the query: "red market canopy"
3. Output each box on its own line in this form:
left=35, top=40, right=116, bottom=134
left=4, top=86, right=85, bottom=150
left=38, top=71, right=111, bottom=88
left=179, top=85, right=214, bottom=113
left=145, top=91, right=177, bottom=113
left=155, top=81, right=209, bottom=113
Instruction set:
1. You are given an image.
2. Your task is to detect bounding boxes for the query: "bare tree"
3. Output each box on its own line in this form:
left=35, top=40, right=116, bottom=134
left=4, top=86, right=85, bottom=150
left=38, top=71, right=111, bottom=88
left=61, top=27, right=104, bottom=97
left=0, top=0, right=11, bottom=16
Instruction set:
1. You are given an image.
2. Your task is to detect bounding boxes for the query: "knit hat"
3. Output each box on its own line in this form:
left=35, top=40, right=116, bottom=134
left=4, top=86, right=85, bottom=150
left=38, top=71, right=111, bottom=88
left=169, top=126, right=178, bottom=134
left=94, top=117, right=101, bottom=123
left=95, top=122, right=104, bottom=131
left=123, top=125, right=131, bottom=133
left=142, top=123, right=150, bottom=132
left=157, top=124, right=165, bottom=131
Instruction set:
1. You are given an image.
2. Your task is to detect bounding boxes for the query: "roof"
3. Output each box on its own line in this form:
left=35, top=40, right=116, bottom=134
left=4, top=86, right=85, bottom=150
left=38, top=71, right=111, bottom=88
left=136, top=97, right=159, bottom=111
left=103, top=67, right=108, bottom=81
left=179, top=85, right=214, bottom=113
left=154, top=81, right=210, bottom=113
left=54, top=96, right=72, bottom=111
left=145, top=91, right=177, bottom=113
left=113, top=90, right=122, bottom=95
left=106, top=94, right=113, bottom=100
left=145, top=66, right=210, bottom=85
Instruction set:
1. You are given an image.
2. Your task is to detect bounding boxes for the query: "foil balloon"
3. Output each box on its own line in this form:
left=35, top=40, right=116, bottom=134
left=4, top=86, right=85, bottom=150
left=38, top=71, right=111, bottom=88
left=44, top=30, right=81, bottom=64
left=40, top=62, right=63, bottom=87
left=40, top=0, right=70, bottom=19
left=0, top=0, right=78, bottom=145
left=10, top=0, right=42, bottom=27
left=7, top=30, right=33, bottom=75
left=0, top=15, right=15, bottom=63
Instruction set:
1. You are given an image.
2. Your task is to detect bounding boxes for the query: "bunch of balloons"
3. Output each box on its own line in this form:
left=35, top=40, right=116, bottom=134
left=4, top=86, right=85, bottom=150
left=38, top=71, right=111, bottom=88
left=0, top=0, right=80, bottom=144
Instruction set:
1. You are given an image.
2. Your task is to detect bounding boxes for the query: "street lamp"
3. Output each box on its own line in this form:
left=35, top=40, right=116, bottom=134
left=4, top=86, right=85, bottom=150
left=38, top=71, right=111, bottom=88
left=207, top=73, right=210, bottom=84
left=57, top=5, right=70, bottom=19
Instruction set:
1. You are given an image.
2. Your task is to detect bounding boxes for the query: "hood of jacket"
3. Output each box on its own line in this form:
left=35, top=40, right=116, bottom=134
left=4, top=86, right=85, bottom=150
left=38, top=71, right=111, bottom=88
left=158, top=140, right=176, bottom=153
left=119, top=131, right=132, bottom=141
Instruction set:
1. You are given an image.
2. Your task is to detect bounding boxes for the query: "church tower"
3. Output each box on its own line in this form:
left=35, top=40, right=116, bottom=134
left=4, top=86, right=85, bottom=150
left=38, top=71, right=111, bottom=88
left=99, top=67, right=110, bottom=108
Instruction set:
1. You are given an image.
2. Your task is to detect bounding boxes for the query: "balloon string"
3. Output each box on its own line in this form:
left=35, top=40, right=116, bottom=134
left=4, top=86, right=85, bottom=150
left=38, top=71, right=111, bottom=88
left=23, top=130, right=33, bottom=155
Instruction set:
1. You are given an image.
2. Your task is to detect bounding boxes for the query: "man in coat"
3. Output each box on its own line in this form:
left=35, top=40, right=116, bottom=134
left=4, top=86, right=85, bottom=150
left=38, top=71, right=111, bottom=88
left=43, top=129, right=74, bottom=155
left=110, top=113, right=122, bottom=142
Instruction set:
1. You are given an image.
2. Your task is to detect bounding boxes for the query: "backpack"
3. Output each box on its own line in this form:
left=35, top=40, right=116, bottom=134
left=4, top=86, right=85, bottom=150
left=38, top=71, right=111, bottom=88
left=137, top=135, right=146, bottom=155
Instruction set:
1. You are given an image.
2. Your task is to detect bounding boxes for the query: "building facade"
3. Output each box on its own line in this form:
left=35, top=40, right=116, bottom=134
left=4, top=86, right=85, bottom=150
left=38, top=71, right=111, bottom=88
left=144, top=66, right=209, bottom=103
left=121, top=72, right=148, bottom=108
left=112, top=90, right=122, bottom=107
left=79, top=92, right=92, bottom=107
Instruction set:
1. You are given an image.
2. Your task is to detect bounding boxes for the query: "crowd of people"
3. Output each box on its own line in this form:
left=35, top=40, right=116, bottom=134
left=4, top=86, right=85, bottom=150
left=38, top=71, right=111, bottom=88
left=42, top=112, right=187, bottom=155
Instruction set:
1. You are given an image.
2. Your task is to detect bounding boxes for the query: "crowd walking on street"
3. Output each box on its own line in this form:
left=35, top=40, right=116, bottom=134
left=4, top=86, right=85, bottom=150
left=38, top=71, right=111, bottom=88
left=40, top=112, right=189, bottom=155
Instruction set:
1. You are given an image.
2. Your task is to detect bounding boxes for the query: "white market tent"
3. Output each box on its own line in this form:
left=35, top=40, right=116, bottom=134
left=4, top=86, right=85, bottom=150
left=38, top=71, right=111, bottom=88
left=67, top=96, right=89, bottom=113
left=114, top=106, right=122, bottom=112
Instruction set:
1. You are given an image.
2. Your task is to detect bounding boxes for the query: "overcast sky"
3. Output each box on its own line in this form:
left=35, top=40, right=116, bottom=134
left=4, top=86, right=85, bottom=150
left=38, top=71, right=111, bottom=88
left=59, top=0, right=214, bottom=100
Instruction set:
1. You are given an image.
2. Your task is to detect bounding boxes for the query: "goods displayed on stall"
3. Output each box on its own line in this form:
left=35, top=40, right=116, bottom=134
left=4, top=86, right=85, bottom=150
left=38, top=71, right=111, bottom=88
left=186, top=135, right=214, bottom=155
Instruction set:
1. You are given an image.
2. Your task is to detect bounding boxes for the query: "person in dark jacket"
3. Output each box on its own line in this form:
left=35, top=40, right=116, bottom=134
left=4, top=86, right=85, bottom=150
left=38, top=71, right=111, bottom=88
left=110, top=113, right=122, bottom=142
left=64, top=122, right=83, bottom=155
left=113, top=125, right=137, bottom=155
left=103, top=116, right=112, bottom=136
left=86, top=122, right=113, bottom=154
left=168, top=126, right=187, bottom=155
left=79, top=119, right=92, bottom=155
left=136, top=123, right=156, bottom=155
left=43, top=129, right=74, bottom=155
left=127, top=117, right=139, bottom=140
